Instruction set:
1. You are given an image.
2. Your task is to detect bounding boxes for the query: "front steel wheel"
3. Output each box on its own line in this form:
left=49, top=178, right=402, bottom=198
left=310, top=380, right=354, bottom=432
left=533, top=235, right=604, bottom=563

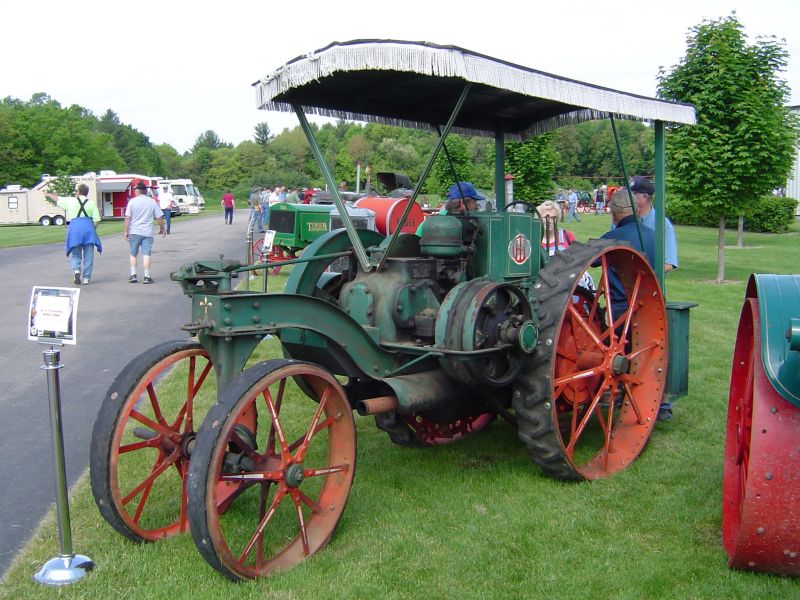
left=513, top=240, right=667, bottom=480
left=90, top=340, right=217, bottom=542
left=188, top=359, right=356, bottom=580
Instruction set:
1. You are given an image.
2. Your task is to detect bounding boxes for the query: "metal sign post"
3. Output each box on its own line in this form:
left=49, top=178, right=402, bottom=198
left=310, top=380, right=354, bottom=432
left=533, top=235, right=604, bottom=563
left=27, top=286, right=94, bottom=585
left=33, top=342, right=94, bottom=585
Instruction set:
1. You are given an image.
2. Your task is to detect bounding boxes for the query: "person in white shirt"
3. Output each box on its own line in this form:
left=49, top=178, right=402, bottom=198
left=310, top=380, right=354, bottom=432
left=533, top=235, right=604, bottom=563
left=158, top=188, right=177, bottom=234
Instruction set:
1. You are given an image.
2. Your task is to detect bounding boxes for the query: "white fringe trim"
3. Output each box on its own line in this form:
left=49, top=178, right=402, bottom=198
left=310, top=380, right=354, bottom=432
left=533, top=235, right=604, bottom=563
left=255, top=41, right=696, bottom=138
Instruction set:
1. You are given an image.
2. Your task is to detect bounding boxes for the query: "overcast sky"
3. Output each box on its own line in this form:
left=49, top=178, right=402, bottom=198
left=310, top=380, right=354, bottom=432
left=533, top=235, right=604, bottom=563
left=3, top=1, right=798, bottom=154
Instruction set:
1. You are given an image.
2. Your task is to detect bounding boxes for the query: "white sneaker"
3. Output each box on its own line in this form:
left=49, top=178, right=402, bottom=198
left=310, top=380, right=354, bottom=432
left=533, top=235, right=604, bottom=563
left=82, top=277, right=90, bottom=285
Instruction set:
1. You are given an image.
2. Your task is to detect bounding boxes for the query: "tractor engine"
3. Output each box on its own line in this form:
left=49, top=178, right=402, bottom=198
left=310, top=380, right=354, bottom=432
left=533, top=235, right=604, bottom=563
left=339, top=213, right=540, bottom=388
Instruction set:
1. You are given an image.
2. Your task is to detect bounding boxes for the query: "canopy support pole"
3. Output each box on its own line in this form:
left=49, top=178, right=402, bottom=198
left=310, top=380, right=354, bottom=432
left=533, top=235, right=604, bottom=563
left=494, top=127, right=505, bottom=209
left=376, top=83, right=472, bottom=271
left=654, top=120, right=666, bottom=293
left=293, top=103, right=372, bottom=272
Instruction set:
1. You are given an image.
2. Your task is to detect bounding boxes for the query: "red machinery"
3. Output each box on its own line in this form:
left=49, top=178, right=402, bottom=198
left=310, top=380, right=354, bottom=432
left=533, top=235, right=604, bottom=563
left=723, top=274, right=800, bottom=576
left=354, top=196, right=425, bottom=235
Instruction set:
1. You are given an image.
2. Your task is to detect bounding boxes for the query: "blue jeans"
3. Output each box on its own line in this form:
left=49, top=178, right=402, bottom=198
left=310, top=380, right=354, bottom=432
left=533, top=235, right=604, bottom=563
left=566, top=202, right=580, bottom=223
left=162, top=209, right=172, bottom=233
left=260, top=204, right=270, bottom=230
left=70, top=244, right=95, bottom=278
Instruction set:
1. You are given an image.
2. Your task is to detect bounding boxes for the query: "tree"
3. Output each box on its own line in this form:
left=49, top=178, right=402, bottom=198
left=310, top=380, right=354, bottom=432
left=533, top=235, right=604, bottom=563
left=192, top=130, right=226, bottom=153
left=657, top=14, right=799, bottom=282
left=253, top=122, right=273, bottom=147
left=503, top=134, right=558, bottom=203
left=429, top=135, right=472, bottom=196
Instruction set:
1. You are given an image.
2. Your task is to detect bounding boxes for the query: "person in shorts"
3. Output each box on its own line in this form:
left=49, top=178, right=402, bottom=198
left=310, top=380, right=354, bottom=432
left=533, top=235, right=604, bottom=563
left=124, top=181, right=165, bottom=284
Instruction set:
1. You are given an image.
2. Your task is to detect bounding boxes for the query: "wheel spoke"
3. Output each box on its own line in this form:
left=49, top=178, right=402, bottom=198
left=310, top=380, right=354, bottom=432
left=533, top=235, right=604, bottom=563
left=618, top=273, right=642, bottom=345
left=146, top=383, right=168, bottom=428
left=130, top=409, right=180, bottom=441
left=237, top=484, right=287, bottom=565
left=565, top=385, right=606, bottom=458
left=185, top=357, right=213, bottom=432
left=295, top=387, right=331, bottom=462
left=626, top=341, right=660, bottom=362
left=289, top=489, right=311, bottom=556
left=567, top=303, right=607, bottom=351
left=118, top=438, right=159, bottom=454
left=122, top=448, right=180, bottom=507
left=622, top=381, right=644, bottom=424
left=303, top=463, right=351, bottom=478
left=264, top=386, right=290, bottom=462
left=599, top=255, right=616, bottom=346
left=265, top=379, right=287, bottom=458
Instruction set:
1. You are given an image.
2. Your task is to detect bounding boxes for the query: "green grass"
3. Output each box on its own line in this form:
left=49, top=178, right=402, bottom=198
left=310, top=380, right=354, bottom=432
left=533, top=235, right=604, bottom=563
left=0, top=204, right=222, bottom=249
left=2, top=217, right=800, bottom=598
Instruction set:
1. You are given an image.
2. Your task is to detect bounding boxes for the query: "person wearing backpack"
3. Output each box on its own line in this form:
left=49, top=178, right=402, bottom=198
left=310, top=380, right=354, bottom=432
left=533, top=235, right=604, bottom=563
left=45, top=183, right=103, bottom=285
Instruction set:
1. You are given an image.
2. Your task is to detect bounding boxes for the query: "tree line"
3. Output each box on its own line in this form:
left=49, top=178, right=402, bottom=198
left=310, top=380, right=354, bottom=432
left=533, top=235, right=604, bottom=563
left=0, top=92, right=657, bottom=200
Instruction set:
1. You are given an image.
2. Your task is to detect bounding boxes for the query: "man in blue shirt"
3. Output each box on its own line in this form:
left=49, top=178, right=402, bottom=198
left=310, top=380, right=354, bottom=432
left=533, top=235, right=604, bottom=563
left=629, top=176, right=678, bottom=271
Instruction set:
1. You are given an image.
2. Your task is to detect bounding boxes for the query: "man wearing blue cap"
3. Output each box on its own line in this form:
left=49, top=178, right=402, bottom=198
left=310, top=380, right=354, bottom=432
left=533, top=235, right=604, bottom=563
left=442, top=182, right=485, bottom=214
left=629, top=176, right=678, bottom=272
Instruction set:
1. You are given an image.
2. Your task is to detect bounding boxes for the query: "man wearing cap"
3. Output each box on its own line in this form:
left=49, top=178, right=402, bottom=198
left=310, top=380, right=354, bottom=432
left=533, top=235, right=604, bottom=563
left=124, top=182, right=165, bottom=284
left=443, top=182, right=485, bottom=214
left=629, top=176, right=678, bottom=272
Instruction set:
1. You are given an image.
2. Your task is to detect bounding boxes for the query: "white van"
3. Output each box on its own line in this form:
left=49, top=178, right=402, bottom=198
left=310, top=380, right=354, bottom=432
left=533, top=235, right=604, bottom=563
left=158, top=179, right=204, bottom=214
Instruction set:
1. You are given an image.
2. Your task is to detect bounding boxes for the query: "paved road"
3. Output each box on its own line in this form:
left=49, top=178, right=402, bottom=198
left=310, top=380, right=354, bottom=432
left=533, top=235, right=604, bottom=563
left=0, top=210, right=250, bottom=576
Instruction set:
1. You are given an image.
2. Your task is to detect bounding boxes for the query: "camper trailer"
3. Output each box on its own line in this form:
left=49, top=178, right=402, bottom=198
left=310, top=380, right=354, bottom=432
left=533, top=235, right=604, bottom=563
left=0, top=184, right=66, bottom=226
left=158, top=179, right=204, bottom=214
left=0, top=172, right=100, bottom=226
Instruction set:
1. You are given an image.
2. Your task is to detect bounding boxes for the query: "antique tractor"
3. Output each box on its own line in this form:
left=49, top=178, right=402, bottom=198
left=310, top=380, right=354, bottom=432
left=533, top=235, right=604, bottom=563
left=88, top=40, right=696, bottom=580
left=723, top=274, right=800, bottom=576
left=251, top=202, right=333, bottom=273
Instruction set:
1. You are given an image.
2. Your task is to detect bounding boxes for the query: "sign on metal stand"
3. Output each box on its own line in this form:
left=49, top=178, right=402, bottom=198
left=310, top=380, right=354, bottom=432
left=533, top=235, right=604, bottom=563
left=27, top=286, right=94, bottom=585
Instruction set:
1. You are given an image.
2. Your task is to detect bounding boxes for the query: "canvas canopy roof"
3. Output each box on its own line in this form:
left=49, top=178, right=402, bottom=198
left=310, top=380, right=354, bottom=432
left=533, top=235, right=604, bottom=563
left=254, top=39, right=696, bottom=141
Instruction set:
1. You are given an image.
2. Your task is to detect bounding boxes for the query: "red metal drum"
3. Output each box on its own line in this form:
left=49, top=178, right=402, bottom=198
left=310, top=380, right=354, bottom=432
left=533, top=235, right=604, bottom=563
left=354, top=196, right=424, bottom=235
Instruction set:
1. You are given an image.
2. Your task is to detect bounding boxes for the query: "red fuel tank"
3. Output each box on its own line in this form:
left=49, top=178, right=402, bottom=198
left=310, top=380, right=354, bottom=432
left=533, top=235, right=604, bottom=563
left=354, top=196, right=424, bottom=235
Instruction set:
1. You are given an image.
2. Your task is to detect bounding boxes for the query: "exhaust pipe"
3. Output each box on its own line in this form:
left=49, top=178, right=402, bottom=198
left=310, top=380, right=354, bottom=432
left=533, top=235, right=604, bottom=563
left=356, top=395, right=399, bottom=416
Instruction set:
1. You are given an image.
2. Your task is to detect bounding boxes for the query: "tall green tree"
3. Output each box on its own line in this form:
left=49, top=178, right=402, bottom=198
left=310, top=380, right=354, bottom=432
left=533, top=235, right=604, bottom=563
left=253, top=122, right=273, bottom=147
left=657, top=14, right=799, bottom=282
left=503, top=134, right=558, bottom=204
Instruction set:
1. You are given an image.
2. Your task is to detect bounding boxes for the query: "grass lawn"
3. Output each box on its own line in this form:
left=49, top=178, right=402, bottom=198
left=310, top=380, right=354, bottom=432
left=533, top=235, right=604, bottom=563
left=0, top=204, right=223, bottom=249
left=2, top=215, right=799, bottom=599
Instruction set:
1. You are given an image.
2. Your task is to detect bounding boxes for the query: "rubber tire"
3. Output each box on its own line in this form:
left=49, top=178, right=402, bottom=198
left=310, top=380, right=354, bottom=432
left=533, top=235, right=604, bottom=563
left=39, top=216, right=52, bottom=226
left=53, top=215, right=66, bottom=226
left=90, top=340, right=211, bottom=543
left=512, top=238, right=662, bottom=481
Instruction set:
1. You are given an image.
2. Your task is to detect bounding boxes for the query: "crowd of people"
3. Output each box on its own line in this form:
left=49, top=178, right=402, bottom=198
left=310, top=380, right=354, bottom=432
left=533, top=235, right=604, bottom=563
left=246, top=185, right=308, bottom=232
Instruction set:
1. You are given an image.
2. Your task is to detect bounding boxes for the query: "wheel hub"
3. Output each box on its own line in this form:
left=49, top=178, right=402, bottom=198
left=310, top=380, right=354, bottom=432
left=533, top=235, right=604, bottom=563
left=611, top=354, right=630, bottom=376
left=285, top=463, right=305, bottom=488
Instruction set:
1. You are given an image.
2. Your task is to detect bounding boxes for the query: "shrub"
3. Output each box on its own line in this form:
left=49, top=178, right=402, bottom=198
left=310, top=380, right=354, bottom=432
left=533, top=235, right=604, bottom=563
left=667, top=195, right=797, bottom=233
left=746, top=196, right=797, bottom=233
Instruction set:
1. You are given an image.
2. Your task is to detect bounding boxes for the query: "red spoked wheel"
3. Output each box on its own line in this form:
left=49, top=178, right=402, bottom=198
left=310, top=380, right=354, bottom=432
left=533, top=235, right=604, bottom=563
left=90, top=340, right=218, bottom=542
left=187, top=359, right=356, bottom=580
left=252, top=237, right=292, bottom=274
left=513, top=239, right=667, bottom=480
left=722, top=298, right=800, bottom=576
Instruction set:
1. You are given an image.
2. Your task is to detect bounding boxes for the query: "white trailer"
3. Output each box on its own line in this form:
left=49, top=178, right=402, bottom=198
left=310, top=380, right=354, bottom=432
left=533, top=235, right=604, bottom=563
left=0, top=184, right=67, bottom=226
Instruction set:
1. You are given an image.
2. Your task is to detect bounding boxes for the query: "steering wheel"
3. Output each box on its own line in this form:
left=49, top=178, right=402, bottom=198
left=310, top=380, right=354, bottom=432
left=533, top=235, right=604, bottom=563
left=502, top=201, right=542, bottom=221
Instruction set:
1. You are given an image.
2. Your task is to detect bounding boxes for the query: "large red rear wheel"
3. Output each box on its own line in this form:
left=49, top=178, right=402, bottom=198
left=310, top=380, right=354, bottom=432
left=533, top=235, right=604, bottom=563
left=513, top=239, right=667, bottom=480
left=90, top=341, right=217, bottom=542
left=188, top=360, right=356, bottom=580
left=722, top=298, right=800, bottom=575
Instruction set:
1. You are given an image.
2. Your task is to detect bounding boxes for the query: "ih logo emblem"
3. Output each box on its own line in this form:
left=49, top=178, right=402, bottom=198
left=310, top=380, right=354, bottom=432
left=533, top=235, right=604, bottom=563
left=508, top=233, right=531, bottom=265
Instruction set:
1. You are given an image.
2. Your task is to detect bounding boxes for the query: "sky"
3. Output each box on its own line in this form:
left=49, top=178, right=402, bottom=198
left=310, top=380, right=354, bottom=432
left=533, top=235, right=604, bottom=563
left=3, top=0, right=798, bottom=154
